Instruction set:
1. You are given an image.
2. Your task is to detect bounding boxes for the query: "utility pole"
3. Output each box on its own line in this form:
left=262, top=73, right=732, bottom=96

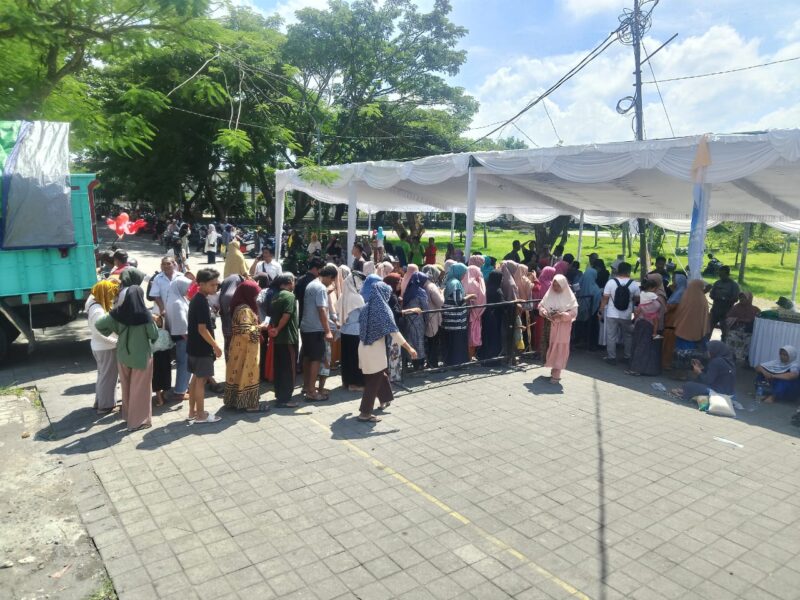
left=631, top=0, right=650, bottom=275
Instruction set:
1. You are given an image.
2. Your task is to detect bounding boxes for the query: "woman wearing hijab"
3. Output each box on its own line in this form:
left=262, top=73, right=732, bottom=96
left=672, top=341, right=737, bottom=401
left=337, top=271, right=367, bottom=390
left=95, top=286, right=159, bottom=431
left=115, top=267, right=146, bottom=306
left=627, top=278, right=666, bottom=377
left=223, top=240, right=249, bottom=279
left=357, top=283, right=418, bottom=422
left=477, top=271, right=507, bottom=361
left=205, top=224, right=218, bottom=264
left=755, top=346, right=800, bottom=403
left=383, top=273, right=405, bottom=381
left=725, top=291, right=761, bottom=364
left=151, top=307, right=172, bottom=408
left=402, top=272, right=429, bottom=369
left=661, top=273, right=688, bottom=370
left=646, top=273, right=668, bottom=329
left=514, top=264, right=534, bottom=352
left=462, top=265, right=486, bottom=358
left=535, top=266, right=556, bottom=358
left=87, top=280, right=121, bottom=415
left=166, top=276, right=192, bottom=401
left=594, top=259, right=610, bottom=289
left=538, top=274, right=578, bottom=383
left=375, top=261, right=394, bottom=279
left=442, top=263, right=471, bottom=366
left=422, top=265, right=445, bottom=368
left=480, top=256, right=496, bottom=281
left=219, top=274, right=244, bottom=361
left=224, top=280, right=265, bottom=411
left=268, top=274, right=300, bottom=408
left=400, top=264, right=419, bottom=297
left=575, top=267, right=602, bottom=351
left=468, top=255, right=485, bottom=269
left=671, top=278, right=710, bottom=374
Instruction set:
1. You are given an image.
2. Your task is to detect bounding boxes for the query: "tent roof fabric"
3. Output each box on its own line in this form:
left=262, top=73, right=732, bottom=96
left=276, top=129, right=800, bottom=224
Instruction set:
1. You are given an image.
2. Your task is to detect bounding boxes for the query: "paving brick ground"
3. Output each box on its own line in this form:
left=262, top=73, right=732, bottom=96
left=2, top=235, right=799, bottom=599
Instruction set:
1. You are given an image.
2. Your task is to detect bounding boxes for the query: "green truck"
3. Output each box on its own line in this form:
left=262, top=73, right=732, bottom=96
left=0, top=121, right=98, bottom=360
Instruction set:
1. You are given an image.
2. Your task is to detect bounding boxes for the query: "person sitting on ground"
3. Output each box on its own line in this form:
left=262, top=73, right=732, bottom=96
left=724, top=291, right=760, bottom=364
left=755, top=346, right=800, bottom=403
left=671, top=341, right=736, bottom=401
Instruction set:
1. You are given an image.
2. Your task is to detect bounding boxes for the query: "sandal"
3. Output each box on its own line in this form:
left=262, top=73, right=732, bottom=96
left=194, top=413, right=221, bottom=424
left=549, top=378, right=561, bottom=385
left=357, top=415, right=381, bottom=423
left=377, top=401, right=392, bottom=411
left=304, top=392, right=327, bottom=401
left=274, top=401, right=299, bottom=408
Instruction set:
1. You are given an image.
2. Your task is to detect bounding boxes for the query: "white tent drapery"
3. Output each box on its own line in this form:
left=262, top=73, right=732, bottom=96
left=275, top=129, right=800, bottom=276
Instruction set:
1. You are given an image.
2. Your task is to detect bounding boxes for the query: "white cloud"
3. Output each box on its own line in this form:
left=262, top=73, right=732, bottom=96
left=560, top=0, right=628, bottom=19
left=271, top=0, right=329, bottom=25
left=467, top=24, right=800, bottom=147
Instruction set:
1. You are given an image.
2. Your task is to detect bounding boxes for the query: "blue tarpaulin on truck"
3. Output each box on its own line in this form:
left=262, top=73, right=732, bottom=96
left=0, top=121, right=75, bottom=249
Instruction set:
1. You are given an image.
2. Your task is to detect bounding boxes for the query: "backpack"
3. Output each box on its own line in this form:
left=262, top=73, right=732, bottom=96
left=611, top=278, right=633, bottom=311
left=146, top=271, right=160, bottom=301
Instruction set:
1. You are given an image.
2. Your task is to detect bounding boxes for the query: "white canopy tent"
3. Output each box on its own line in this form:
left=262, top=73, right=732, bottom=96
left=275, top=129, right=800, bottom=281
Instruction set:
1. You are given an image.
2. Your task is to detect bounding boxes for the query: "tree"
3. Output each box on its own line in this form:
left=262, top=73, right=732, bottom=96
left=0, top=0, right=209, bottom=153
left=270, top=0, right=476, bottom=226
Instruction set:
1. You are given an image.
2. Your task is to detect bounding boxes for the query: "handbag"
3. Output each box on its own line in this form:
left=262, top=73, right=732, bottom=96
left=151, top=327, right=175, bottom=353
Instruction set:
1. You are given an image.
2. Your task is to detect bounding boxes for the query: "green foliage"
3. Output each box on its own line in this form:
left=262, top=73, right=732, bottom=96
left=214, top=128, right=253, bottom=156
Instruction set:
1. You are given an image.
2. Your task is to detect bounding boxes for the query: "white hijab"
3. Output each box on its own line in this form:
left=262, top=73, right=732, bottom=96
left=540, top=274, right=578, bottom=313
left=337, top=273, right=365, bottom=325
left=166, top=276, right=192, bottom=336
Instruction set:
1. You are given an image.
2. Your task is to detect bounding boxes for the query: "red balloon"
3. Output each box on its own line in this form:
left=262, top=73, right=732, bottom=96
left=106, top=213, right=147, bottom=238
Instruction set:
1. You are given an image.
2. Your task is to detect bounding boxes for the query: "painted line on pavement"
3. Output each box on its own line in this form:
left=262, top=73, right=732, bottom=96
left=307, top=414, right=590, bottom=600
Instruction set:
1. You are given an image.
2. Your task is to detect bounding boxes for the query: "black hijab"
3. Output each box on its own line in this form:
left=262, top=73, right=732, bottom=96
left=486, top=271, right=504, bottom=304
left=110, top=285, right=151, bottom=326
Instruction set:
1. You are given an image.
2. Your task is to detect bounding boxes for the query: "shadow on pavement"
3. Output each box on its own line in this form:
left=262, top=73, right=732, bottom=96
left=525, top=375, right=564, bottom=395
left=329, top=413, right=399, bottom=440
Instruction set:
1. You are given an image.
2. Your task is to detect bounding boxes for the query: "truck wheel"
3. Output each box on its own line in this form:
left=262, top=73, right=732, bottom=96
left=0, top=326, right=8, bottom=362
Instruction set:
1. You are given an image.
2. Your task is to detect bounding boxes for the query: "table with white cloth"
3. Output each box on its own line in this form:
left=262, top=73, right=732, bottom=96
left=748, top=317, right=800, bottom=367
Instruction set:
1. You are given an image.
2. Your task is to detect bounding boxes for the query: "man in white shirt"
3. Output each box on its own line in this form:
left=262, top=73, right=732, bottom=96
left=599, top=262, right=640, bottom=365
left=250, top=246, right=282, bottom=280
left=149, top=256, right=179, bottom=315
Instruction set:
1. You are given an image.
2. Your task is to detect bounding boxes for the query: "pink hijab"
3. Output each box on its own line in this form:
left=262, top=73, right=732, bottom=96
left=537, top=266, right=556, bottom=299
left=514, top=264, right=533, bottom=302
left=463, top=265, right=486, bottom=347
left=468, top=255, right=485, bottom=268
left=400, top=264, right=419, bottom=296
left=554, top=260, right=570, bottom=277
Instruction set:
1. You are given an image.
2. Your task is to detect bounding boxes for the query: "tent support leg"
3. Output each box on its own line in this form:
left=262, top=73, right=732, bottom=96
left=450, top=212, right=455, bottom=243
left=347, top=182, right=358, bottom=268
left=738, top=222, right=751, bottom=285
left=274, top=188, right=285, bottom=259
left=464, top=166, right=477, bottom=258
left=576, top=210, right=585, bottom=263
left=793, top=234, right=800, bottom=304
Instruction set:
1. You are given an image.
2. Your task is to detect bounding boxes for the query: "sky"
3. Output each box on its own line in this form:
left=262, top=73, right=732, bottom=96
left=244, top=0, right=800, bottom=147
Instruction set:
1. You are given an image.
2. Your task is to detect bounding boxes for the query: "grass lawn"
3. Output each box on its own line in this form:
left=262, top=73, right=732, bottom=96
left=381, top=228, right=795, bottom=303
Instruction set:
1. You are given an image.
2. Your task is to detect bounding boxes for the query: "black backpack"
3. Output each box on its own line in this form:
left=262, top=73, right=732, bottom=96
left=146, top=271, right=160, bottom=301
left=611, top=278, right=633, bottom=311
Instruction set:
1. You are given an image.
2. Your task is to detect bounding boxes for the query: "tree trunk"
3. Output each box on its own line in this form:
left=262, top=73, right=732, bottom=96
left=594, top=225, right=599, bottom=248
left=622, top=225, right=627, bottom=257
left=291, top=191, right=314, bottom=225
left=533, top=216, right=571, bottom=250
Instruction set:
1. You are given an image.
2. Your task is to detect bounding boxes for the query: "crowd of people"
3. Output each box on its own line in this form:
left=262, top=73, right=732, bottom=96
left=84, top=229, right=800, bottom=431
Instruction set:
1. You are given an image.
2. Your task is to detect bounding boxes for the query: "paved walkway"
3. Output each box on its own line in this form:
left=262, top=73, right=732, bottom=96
left=2, top=235, right=799, bottom=599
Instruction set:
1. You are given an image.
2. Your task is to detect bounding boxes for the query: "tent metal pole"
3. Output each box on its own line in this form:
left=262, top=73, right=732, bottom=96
left=793, top=234, right=800, bottom=304
left=465, top=166, right=477, bottom=258
left=274, top=188, right=285, bottom=260
left=737, top=222, right=751, bottom=285
left=576, top=210, right=585, bottom=262
left=346, top=182, right=358, bottom=268
left=367, top=209, right=372, bottom=235
left=450, top=212, right=455, bottom=242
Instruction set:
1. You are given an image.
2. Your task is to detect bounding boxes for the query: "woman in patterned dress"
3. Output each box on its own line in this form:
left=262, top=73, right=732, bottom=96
left=223, top=280, right=265, bottom=411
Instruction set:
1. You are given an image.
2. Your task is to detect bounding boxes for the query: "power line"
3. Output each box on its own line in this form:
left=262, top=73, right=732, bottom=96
left=472, top=28, right=621, bottom=144
left=541, top=101, right=562, bottom=144
left=642, top=41, right=675, bottom=137
left=511, top=123, right=539, bottom=147
left=643, top=55, right=800, bottom=84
